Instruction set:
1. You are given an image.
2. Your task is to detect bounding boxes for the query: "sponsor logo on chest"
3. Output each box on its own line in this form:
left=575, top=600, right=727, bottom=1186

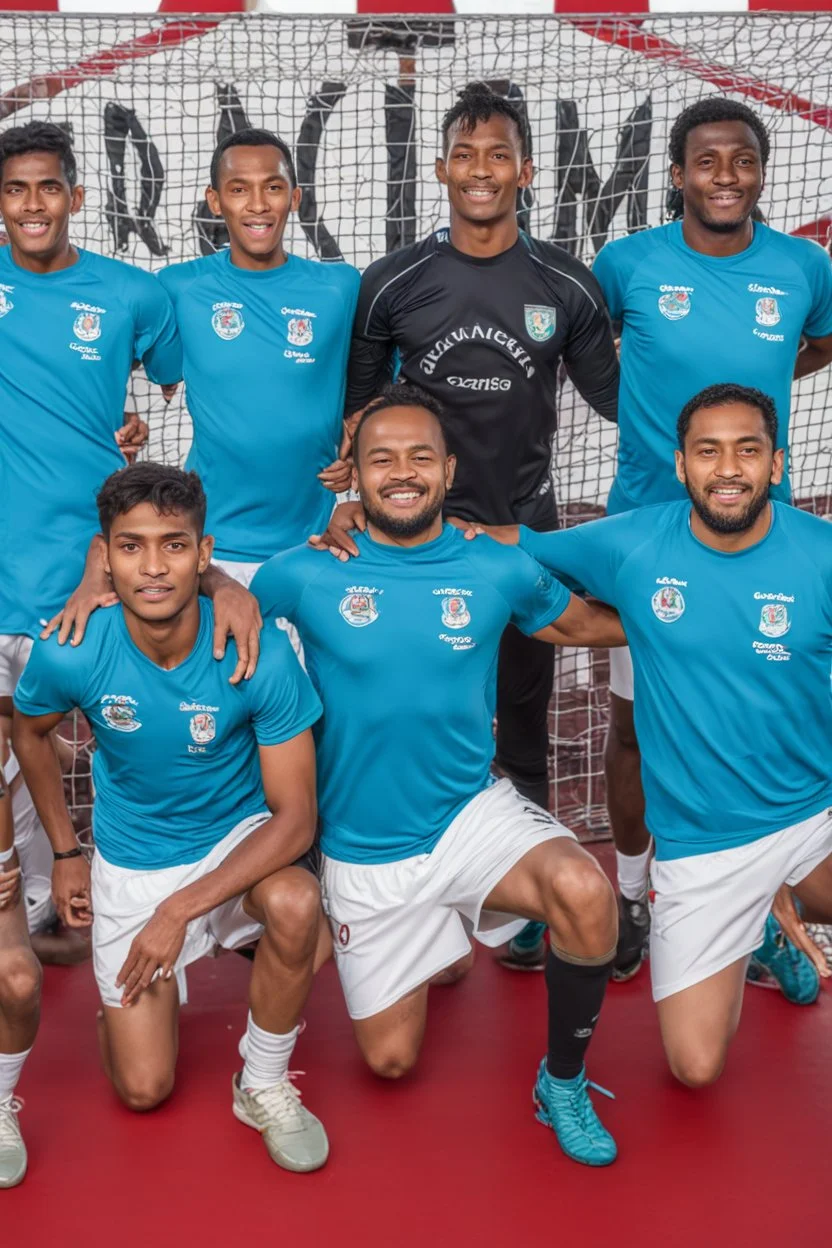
left=181, top=701, right=220, bottom=753
left=0, top=284, right=14, bottom=319
left=282, top=305, right=316, bottom=364
left=100, top=694, right=141, bottom=732
left=70, top=301, right=106, bottom=361
left=212, top=301, right=245, bottom=340
left=339, top=586, right=383, bottom=627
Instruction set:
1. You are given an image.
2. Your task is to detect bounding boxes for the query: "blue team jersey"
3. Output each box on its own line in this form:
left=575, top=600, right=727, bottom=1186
left=0, top=246, right=181, bottom=637
left=593, top=222, right=832, bottom=514
left=157, top=251, right=360, bottom=563
left=520, top=502, right=832, bottom=860
left=14, top=598, right=321, bottom=870
left=251, top=525, right=569, bottom=863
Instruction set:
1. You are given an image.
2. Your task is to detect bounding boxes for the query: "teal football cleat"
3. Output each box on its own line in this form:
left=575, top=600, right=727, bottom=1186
left=499, top=921, right=547, bottom=970
left=747, top=914, right=820, bottom=1005
left=533, top=1060, right=617, bottom=1167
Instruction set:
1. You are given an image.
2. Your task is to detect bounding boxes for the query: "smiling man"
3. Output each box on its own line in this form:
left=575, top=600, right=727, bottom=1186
left=241, top=386, right=629, bottom=1168
left=591, top=98, right=832, bottom=983
left=468, top=383, right=832, bottom=1086
left=154, top=128, right=359, bottom=589
left=12, top=463, right=330, bottom=1174
left=0, top=122, right=181, bottom=731
left=339, top=83, right=618, bottom=968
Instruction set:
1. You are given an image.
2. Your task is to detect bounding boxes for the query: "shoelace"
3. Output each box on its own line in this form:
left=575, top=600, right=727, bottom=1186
left=549, top=1071, right=615, bottom=1136
left=249, top=1073, right=307, bottom=1132
left=0, top=1097, right=23, bottom=1146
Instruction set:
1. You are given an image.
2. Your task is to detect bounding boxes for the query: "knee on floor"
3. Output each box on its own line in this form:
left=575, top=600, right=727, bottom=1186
left=0, top=948, right=42, bottom=1013
left=363, top=1045, right=419, bottom=1081
left=114, top=1068, right=175, bottom=1113
left=667, top=1048, right=726, bottom=1090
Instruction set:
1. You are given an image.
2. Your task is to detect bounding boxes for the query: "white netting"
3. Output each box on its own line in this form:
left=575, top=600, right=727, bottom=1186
left=3, top=13, right=831, bottom=835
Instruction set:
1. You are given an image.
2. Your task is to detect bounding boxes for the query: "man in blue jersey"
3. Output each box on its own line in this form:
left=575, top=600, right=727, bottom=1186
left=468, top=383, right=832, bottom=1086
left=156, top=128, right=359, bottom=589
left=0, top=122, right=182, bottom=722
left=591, top=98, right=832, bottom=984
left=226, top=385, right=629, bottom=1168
left=13, top=464, right=331, bottom=1175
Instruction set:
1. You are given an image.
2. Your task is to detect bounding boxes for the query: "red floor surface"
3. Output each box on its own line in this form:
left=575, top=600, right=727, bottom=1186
left=4, top=935, right=831, bottom=1247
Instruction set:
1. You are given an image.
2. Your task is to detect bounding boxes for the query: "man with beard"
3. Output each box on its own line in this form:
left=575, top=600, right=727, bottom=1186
left=239, top=384, right=627, bottom=1168
left=466, top=383, right=832, bottom=1085
left=592, top=98, right=832, bottom=983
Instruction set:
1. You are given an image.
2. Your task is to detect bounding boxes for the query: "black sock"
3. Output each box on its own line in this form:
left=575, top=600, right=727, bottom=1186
left=544, top=948, right=612, bottom=1080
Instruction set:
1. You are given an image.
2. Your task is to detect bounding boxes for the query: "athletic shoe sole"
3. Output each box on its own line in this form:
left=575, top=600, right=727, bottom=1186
left=232, top=1102, right=330, bottom=1173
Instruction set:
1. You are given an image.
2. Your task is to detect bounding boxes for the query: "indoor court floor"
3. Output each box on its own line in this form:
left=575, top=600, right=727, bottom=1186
left=4, top=848, right=830, bottom=1246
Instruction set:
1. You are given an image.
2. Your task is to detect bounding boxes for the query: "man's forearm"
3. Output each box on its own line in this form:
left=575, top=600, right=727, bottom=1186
left=12, top=723, right=78, bottom=854
left=794, top=341, right=832, bottom=380
left=162, top=808, right=315, bottom=924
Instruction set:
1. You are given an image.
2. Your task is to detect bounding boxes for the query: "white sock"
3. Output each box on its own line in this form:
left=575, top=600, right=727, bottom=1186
left=0, top=1047, right=32, bottom=1104
left=241, top=1014, right=299, bottom=1091
left=616, top=840, right=653, bottom=902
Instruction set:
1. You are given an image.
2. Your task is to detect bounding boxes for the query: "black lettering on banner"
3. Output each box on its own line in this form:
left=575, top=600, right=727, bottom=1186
left=103, top=102, right=167, bottom=257
left=194, top=83, right=252, bottom=256
left=295, top=80, right=347, bottom=261
left=552, top=97, right=652, bottom=257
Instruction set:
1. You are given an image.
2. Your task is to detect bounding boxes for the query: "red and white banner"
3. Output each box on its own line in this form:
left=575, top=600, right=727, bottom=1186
left=3, top=2, right=832, bottom=14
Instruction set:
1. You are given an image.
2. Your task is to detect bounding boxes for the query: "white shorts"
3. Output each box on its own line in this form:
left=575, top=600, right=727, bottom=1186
left=213, top=557, right=303, bottom=662
left=608, top=645, right=634, bottom=701
left=6, top=750, right=56, bottom=935
left=0, top=635, right=33, bottom=700
left=91, top=812, right=269, bottom=1008
left=650, top=805, right=832, bottom=1002
left=321, top=777, right=575, bottom=1020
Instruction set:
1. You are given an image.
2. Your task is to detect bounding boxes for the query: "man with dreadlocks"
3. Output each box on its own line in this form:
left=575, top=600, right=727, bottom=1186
left=326, top=84, right=619, bottom=970
left=592, top=97, right=832, bottom=988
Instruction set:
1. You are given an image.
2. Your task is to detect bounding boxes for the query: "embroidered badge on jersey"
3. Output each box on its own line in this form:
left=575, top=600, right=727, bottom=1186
left=0, top=286, right=14, bottom=319
left=657, top=287, right=692, bottom=321
left=72, top=303, right=104, bottom=342
left=651, top=585, right=685, bottom=623
left=189, top=712, right=217, bottom=744
left=212, top=302, right=245, bottom=340
left=755, top=297, right=781, bottom=327
left=759, top=602, right=790, bottom=637
left=441, top=595, right=471, bottom=629
left=100, top=695, right=141, bottom=733
left=339, top=590, right=380, bottom=627
left=524, top=304, right=557, bottom=342
left=287, top=316, right=313, bottom=347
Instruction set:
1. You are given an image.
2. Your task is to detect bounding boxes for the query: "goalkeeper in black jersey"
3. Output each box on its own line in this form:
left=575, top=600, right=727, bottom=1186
left=323, top=85, right=618, bottom=964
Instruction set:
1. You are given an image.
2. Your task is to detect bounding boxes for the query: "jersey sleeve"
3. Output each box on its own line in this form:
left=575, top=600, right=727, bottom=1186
left=13, top=636, right=87, bottom=718
left=345, top=259, right=398, bottom=414
left=250, top=549, right=310, bottom=622
left=492, top=544, right=572, bottom=635
left=246, top=627, right=322, bottom=747
left=132, top=273, right=183, bottom=385
left=591, top=240, right=627, bottom=322
left=560, top=264, right=619, bottom=423
left=519, top=519, right=625, bottom=606
left=802, top=242, right=832, bottom=339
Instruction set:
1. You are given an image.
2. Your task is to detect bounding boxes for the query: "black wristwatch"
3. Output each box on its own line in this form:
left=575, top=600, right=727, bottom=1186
left=53, top=847, right=84, bottom=861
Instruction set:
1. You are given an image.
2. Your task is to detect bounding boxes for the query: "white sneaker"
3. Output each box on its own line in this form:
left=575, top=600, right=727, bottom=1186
left=232, top=1074, right=329, bottom=1173
left=0, top=1098, right=27, bottom=1189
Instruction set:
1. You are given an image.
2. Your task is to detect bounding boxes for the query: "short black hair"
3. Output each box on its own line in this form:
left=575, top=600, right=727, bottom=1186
left=668, top=98, right=770, bottom=170
left=0, top=121, right=77, bottom=188
left=353, top=382, right=447, bottom=457
left=441, top=82, right=530, bottom=159
left=96, top=462, right=207, bottom=540
left=677, top=383, right=778, bottom=450
left=210, top=127, right=297, bottom=190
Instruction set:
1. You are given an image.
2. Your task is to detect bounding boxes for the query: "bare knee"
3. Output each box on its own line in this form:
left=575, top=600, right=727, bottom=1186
left=667, top=1047, right=726, bottom=1089
left=364, top=1044, right=419, bottom=1080
left=0, top=949, right=42, bottom=1013
left=257, top=870, right=321, bottom=949
left=114, top=1069, right=174, bottom=1112
left=550, top=854, right=616, bottom=928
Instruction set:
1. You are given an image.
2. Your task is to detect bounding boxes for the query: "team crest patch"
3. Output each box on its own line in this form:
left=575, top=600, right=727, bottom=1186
left=658, top=288, right=691, bottom=321
left=441, top=596, right=471, bottom=629
left=73, top=311, right=101, bottom=342
left=339, top=592, right=379, bottom=627
left=759, top=602, right=790, bottom=638
left=338, top=924, right=350, bottom=947
left=524, top=305, right=557, bottom=342
left=651, top=585, right=685, bottom=623
left=287, top=316, right=313, bottom=347
left=189, top=712, right=216, bottom=744
left=101, top=696, right=141, bottom=733
left=212, top=302, right=245, bottom=340
left=0, top=289, right=13, bottom=319
left=755, top=297, right=781, bottom=327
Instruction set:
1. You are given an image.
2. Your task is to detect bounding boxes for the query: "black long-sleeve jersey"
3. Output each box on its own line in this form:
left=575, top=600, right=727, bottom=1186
left=346, top=229, right=619, bottom=527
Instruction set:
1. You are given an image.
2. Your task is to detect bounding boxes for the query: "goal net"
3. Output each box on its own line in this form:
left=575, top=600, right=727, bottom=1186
left=3, top=11, right=831, bottom=838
